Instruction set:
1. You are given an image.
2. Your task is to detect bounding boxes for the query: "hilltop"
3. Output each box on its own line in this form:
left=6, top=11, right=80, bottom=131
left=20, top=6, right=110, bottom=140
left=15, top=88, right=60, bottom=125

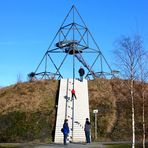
left=0, top=79, right=147, bottom=143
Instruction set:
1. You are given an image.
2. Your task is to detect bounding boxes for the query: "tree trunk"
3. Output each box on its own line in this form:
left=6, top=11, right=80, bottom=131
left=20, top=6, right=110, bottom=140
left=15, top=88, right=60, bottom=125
left=142, top=91, right=145, bottom=148
left=131, top=79, right=135, bottom=148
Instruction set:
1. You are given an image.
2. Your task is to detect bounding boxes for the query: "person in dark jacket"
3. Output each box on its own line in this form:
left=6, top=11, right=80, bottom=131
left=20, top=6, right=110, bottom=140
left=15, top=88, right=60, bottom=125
left=78, top=67, right=85, bottom=82
left=63, top=119, right=69, bottom=145
left=84, top=118, right=91, bottom=143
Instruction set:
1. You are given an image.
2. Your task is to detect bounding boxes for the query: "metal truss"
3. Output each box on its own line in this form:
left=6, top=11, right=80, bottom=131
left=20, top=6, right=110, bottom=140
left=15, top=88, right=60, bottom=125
left=28, top=5, right=115, bottom=80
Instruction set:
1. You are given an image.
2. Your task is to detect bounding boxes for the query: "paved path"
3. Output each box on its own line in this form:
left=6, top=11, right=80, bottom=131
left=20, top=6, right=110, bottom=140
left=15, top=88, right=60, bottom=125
left=0, top=142, right=105, bottom=148
left=35, top=143, right=104, bottom=148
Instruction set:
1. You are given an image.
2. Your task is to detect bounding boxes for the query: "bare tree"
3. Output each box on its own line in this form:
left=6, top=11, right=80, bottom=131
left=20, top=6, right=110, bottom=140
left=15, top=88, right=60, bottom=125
left=137, top=36, right=148, bottom=148
left=17, top=73, right=23, bottom=83
left=114, top=35, right=145, bottom=148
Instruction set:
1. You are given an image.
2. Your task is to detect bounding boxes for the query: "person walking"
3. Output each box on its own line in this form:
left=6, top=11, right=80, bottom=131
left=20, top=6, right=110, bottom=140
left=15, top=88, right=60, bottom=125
left=84, top=118, right=91, bottom=144
left=62, top=119, right=69, bottom=145
left=78, top=66, right=85, bottom=82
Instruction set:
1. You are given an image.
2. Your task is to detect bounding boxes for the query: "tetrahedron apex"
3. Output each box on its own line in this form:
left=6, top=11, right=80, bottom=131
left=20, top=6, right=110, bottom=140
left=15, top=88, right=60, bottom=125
left=28, top=5, right=114, bottom=80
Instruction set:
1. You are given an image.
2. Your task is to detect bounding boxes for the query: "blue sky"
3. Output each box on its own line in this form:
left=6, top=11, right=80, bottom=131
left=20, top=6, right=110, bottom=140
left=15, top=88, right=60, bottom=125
left=0, top=0, right=148, bottom=86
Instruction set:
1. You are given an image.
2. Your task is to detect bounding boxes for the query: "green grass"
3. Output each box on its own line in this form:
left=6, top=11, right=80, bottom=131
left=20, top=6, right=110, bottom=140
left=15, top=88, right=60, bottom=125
left=105, top=144, right=131, bottom=148
left=0, top=145, right=19, bottom=148
left=105, top=143, right=148, bottom=148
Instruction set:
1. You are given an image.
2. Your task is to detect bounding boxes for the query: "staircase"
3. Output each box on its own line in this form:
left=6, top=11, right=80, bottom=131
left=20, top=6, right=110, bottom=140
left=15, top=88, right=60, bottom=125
left=75, top=54, right=96, bottom=78
left=54, top=79, right=90, bottom=143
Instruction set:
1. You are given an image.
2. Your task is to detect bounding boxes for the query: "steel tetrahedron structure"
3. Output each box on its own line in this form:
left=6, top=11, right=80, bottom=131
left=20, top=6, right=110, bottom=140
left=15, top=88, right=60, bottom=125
left=29, top=5, right=115, bottom=80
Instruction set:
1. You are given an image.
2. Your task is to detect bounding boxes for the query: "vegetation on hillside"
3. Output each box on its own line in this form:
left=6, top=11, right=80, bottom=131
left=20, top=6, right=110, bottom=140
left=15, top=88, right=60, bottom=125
left=0, top=79, right=147, bottom=143
left=88, top=78, right=148, bottom=142
left=0, top=80, right=59, bottom=143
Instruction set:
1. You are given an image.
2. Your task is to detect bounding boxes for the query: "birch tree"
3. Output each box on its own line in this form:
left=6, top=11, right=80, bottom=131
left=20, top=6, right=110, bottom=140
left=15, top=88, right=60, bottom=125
left=137, top=36, right=147, bottom=148
left=114, top=35, right=145, bottom=148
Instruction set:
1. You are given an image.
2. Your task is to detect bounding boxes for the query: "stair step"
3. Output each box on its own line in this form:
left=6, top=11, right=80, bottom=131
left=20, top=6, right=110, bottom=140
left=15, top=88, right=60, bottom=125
left=54, top=79, right=90, bottom=143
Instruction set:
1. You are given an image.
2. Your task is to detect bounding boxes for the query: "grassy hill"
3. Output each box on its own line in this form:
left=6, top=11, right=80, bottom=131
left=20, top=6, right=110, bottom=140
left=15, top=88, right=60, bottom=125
left=0, top=79, right=147, bottom=143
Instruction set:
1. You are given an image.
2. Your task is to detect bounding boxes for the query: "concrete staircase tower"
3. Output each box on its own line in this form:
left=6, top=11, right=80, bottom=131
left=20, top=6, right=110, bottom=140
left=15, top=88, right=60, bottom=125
left=54, top=78, right=90, bottom=143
